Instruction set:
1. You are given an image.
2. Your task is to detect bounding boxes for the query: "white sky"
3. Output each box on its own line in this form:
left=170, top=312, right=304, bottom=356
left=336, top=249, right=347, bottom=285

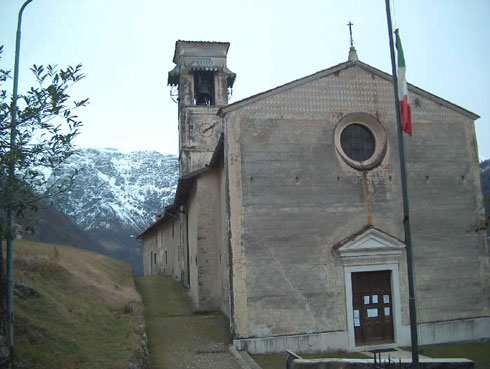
left=1, top=0, right=489, bottom=159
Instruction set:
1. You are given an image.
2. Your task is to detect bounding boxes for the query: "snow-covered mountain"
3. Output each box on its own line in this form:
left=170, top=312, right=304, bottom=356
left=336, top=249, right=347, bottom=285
left=53, top=148, right=178, bottom=231
left=48, top=148, right=179, bottom=275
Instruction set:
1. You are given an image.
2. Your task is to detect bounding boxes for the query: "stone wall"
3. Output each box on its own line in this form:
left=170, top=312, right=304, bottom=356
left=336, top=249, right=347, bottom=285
left=287, top=358, right=474, bottom=369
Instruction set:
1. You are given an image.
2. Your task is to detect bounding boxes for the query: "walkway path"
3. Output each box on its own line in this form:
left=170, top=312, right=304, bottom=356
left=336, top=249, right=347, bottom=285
left=136, top=275, right=241, bottom=369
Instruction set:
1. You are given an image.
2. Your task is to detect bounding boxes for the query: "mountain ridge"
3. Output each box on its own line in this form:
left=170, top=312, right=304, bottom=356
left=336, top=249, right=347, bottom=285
left=44, top=148, right=179, bottom=275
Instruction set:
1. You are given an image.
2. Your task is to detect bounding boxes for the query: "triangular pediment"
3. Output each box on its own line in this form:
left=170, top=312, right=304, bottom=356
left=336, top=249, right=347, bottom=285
left=219, top=60, right=478, bottom=120
left=335, top=227, right=405, bottom=259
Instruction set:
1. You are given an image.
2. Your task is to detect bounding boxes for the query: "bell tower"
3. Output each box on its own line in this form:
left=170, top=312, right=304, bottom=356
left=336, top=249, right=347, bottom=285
left=168, top=41, right=236, bottom=175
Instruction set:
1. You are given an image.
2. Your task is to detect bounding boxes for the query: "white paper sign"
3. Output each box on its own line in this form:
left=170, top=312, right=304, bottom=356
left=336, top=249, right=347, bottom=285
left=367, top=308, right=378, bottom=318
left=354, top=317, right=360, bottom=327
left=354, top=310, right=361, bottom=326
left=364, top=296, right=370, bottom=305
left=372, top=295, right=378, bottom=304
left=383, top=295, right=390, bottom=304
left=384, top=307, right=391, bottom=316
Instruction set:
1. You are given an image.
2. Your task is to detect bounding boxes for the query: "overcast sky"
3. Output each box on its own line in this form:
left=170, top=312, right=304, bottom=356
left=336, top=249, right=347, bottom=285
left=1, top=0, right=489, bottom=159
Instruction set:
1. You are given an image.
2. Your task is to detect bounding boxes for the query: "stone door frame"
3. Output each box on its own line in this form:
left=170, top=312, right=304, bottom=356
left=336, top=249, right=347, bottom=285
left=335, top=227, right=406, bottom=349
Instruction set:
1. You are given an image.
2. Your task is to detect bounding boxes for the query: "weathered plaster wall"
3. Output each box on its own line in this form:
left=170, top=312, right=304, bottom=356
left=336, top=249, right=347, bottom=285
left=226, top=112, right=248, bottom=337
left=172, top=217, right=184, bottom=281
left=183, top=169, right=228, bottom=312
left=142, top=234, right=155, bottom=276
left=161, top=219, right=181, bottom=280
left=195, top=171, right=221, bottom=310
left=225, top=64, right=488, bottom=341
left=218, top=162, right=232, bottom=318
left=180, top=210, right=189, bottom=286
left=187, top=184, right=200, bottom=308
left=141, top=217, right=182, bottom=279
left=179, top=106, right=222, bottom=175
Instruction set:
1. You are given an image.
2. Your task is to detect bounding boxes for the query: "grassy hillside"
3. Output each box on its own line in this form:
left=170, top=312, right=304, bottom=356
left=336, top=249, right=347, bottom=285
left=20, top=202, right=144, bottom=276
left=22, top=203, right=108, bottom=258
left=10, top=240, right=144, bottom=369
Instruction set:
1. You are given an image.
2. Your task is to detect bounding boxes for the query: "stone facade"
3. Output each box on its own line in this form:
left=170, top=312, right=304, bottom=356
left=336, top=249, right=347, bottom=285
left=138, top=41, right=490, bottom=353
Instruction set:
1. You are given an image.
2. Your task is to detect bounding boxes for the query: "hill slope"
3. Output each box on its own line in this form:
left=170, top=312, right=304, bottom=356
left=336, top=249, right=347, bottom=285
left=22, top=203, right=107, bottom=255
left=12, top=240, right=145, bottom=369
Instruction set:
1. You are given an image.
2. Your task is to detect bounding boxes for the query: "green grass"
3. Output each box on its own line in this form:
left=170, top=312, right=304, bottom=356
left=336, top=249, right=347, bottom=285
left=135, top=274, right=193, bottom=317
left=414, top=341, right=490, bottom=369
left=10, top=240, right=144, bottom=369
left=252, top=351, right=367, bottom=369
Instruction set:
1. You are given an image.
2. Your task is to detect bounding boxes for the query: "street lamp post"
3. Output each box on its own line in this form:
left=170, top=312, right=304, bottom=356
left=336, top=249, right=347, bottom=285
left=6, top=0, right=34, bottom=358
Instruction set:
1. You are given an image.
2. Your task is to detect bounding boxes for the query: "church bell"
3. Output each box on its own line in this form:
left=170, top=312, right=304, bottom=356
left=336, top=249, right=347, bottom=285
left=194, top=72, right=214, bottom=106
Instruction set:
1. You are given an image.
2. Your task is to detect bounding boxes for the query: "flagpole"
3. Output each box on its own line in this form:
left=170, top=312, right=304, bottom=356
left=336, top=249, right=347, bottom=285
left=384, top=1, right=419, bottom=368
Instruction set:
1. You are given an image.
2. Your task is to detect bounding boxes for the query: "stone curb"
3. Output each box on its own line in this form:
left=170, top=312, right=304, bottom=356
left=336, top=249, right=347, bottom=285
left=229, top=346, right=262, bottom=369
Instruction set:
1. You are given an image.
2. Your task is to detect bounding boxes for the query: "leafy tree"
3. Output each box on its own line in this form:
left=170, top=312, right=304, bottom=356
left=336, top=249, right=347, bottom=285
left=0, top=45, right=88, bottom=238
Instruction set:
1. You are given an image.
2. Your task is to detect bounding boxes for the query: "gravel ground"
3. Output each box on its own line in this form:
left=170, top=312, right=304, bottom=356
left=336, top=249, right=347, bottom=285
left=136, top=275, right=242, bottom=369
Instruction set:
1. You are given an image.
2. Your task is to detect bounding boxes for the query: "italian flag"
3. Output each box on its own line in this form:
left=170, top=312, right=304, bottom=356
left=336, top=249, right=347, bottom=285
left=395, top=29, right=412, bottom=136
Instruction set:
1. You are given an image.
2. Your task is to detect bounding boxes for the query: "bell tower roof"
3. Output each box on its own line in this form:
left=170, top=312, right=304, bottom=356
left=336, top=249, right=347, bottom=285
left=168, top=40, right=236, bottom=87
left=172, top=40, right=230, bottom=63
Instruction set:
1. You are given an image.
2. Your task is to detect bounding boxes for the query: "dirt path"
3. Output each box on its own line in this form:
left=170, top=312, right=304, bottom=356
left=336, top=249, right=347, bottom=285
left=135, top=275, right=242, bottom=369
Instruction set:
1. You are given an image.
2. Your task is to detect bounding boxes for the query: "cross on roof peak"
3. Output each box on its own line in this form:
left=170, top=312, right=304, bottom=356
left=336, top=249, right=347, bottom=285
left=346, top=21, right=358, bottom=61
left=347, top=21, right=354, bottom=47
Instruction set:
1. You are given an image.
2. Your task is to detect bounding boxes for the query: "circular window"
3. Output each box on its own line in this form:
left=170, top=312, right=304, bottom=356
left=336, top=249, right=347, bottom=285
left=340, top=124, right=375, bottom=161
left=334, top=113, right=387, bottom=170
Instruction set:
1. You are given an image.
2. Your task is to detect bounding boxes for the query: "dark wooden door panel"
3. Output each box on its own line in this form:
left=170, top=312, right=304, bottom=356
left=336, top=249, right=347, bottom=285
left=352, top=270, right=394, bottom=346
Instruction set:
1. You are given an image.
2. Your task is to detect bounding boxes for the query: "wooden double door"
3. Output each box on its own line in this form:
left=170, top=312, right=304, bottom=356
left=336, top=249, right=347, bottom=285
left=351, top=270, right=394, bottom=346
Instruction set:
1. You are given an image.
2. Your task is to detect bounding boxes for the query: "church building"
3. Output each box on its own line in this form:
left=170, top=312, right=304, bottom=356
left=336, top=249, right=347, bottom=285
left=138, top=40, right=489, bottom=353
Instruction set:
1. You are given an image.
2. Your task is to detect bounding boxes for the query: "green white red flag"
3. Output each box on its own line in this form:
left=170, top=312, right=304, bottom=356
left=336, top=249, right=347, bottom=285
left=395, top=29, right=412, bottom=136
